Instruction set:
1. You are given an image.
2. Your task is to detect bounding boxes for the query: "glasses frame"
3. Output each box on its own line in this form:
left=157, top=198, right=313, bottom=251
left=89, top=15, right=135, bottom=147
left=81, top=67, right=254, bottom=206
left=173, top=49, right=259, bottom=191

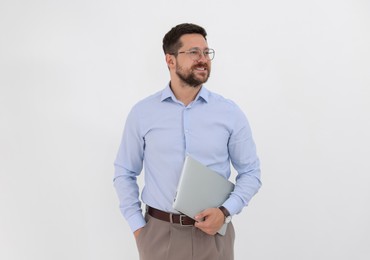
left=172, top=48, right=215, bottom=61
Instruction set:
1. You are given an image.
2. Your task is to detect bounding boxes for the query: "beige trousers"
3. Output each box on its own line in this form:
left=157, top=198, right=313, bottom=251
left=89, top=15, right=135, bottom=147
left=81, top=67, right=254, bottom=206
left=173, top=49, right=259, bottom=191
left=136, top=214, right=235, bottom=260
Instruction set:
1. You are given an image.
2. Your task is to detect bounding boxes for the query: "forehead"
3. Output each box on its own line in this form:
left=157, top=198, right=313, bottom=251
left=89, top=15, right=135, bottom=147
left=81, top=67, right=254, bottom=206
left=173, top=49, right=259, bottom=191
left=179, top=33, right=208, bottom=49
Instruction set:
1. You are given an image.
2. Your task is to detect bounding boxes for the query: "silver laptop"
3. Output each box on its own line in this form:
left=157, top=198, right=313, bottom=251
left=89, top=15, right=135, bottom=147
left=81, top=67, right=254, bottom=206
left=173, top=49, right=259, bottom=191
left=173, top=155, right=235, bottom=235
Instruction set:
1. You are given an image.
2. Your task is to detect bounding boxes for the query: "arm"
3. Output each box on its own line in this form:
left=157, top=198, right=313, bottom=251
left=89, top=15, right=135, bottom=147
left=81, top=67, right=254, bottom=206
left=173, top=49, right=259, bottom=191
left=195, top=110, right=261, bottom=235
left=113, top=107, right=146, bottom=233
left=224, top=109, right=262, bottom=216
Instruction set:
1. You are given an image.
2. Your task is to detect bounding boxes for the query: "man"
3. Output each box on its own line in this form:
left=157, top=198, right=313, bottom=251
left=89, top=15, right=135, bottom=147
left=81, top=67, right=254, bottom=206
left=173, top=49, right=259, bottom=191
left=114, top=23, right=261, bottom=260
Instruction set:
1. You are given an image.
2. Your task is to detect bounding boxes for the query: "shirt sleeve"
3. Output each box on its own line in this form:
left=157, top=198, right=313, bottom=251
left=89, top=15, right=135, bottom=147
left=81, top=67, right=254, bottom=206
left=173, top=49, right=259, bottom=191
left=113, top=106, right=146, bottom=232
left=223, top=106, right=262, bottom=216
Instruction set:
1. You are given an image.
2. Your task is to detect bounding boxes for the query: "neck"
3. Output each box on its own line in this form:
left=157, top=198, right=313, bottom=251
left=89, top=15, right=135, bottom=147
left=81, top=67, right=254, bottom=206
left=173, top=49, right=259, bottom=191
left=169, top=80, right=202, bottom=106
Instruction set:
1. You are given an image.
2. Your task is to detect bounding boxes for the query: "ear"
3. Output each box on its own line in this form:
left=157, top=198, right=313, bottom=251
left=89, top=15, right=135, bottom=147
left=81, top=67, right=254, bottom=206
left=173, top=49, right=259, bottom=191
left=165, top=53, right=176, bottom=69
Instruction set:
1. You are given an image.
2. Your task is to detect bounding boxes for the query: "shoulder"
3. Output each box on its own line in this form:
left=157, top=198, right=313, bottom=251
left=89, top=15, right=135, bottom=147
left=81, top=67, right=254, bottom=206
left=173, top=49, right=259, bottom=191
left=204, top=88, right=250, bottom=129
left=130, top=89, right=163, bottom=113
left=206, top=88, right=243, bottom=113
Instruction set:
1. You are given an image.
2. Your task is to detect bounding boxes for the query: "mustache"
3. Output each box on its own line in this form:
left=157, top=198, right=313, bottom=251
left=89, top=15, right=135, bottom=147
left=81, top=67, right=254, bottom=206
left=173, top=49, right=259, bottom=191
left=192, top=63, right=208, bottom=69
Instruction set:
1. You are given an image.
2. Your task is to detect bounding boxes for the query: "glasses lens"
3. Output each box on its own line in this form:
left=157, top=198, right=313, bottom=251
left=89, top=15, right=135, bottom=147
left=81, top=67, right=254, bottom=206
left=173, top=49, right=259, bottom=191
left=205, top=49, right=215, bottom=60
left=187, top=49, right=215, bottom=61
left=188, top=50, right=201, bottom=60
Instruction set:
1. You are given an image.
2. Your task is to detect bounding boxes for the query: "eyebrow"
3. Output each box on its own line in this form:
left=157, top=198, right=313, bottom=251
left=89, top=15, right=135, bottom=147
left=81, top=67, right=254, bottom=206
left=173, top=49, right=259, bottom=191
left=188, top=47, right=210, bottom=51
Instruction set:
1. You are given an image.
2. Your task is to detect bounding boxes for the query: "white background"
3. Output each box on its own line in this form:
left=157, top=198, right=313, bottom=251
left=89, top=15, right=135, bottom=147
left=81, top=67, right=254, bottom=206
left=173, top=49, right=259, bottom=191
left=1, top=0, right=369, bottom=259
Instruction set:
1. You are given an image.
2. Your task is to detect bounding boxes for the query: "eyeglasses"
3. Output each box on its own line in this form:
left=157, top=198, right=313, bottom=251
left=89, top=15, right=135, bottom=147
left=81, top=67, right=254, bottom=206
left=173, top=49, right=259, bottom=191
left=173, top=48, right=215, bottom=61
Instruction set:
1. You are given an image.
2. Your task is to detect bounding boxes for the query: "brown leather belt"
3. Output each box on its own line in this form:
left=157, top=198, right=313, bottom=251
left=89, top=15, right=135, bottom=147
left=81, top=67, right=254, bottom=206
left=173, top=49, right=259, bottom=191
left=147, top=206, right=195, bottom=226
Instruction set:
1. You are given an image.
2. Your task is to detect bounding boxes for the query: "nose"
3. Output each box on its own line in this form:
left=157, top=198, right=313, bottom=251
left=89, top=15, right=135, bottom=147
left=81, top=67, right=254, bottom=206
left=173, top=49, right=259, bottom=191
left=197, top=52, right=208, bottom=62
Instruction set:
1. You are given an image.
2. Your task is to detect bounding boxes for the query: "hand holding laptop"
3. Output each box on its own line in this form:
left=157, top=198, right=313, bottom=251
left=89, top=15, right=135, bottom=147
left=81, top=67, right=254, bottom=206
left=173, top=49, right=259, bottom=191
left=172, top=156, right=235, bottom=236
left=193, top=207, right=228, bottom=235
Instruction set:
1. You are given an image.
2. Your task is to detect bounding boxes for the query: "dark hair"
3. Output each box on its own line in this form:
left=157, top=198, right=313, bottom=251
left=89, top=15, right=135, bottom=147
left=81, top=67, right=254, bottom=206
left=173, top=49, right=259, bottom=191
left=162, top=23, right=207, bottom=55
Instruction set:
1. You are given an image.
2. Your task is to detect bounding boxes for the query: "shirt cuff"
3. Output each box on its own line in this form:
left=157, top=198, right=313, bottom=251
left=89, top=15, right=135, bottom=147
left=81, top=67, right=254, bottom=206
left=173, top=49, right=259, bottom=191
left=222, top=196, right=244, bottom=216
left=127, top=212, right=146, bottom=233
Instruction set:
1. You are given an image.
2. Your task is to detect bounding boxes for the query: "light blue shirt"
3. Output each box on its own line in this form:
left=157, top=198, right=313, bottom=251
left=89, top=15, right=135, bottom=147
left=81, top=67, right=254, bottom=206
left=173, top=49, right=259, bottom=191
left=114, top=84, right=261, bottom=232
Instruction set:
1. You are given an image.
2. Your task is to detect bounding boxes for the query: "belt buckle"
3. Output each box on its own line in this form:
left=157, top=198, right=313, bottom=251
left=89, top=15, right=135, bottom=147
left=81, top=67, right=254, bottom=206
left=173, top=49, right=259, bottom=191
left=180, top=215, right=193, bottom=226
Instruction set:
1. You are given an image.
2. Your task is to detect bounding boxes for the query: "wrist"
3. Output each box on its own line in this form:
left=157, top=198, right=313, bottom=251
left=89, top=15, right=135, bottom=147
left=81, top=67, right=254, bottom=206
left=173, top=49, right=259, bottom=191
left=218, top=206, right=230, bottom=216
left=218, top=206, right=232, bottom=224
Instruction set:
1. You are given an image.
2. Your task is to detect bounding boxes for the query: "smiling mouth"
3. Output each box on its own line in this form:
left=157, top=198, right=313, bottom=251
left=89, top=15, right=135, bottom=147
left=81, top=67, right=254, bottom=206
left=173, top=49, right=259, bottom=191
left=194, top=66, right=207, bottom=72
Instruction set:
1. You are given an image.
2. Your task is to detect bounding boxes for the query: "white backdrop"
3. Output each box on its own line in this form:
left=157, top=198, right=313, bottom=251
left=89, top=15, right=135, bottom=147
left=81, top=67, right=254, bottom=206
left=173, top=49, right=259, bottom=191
left=1, top=0, right=369, bottom=259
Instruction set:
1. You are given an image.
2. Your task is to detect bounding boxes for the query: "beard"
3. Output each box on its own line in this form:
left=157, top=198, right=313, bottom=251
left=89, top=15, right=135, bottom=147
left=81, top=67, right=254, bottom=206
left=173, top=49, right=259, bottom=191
left=175, top=63, right=211, bottom=88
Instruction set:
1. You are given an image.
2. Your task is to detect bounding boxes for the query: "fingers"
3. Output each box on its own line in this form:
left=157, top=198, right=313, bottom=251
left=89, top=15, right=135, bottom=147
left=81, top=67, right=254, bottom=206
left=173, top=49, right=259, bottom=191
left=194, top=208, right=212, bottom=221
left=194, top=221, right=217, bottom=235
left=134, top=228, right=143, bottom=240
left=194, top=208, right=224, bottom=235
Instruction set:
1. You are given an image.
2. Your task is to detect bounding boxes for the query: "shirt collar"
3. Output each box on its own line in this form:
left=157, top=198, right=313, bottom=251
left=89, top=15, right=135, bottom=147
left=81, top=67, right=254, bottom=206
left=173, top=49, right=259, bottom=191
left=160, top=83, right=210, bottom=103
left=197, top=85, right=209, bottom=103
left=160, top=84, right=174, bottom=102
